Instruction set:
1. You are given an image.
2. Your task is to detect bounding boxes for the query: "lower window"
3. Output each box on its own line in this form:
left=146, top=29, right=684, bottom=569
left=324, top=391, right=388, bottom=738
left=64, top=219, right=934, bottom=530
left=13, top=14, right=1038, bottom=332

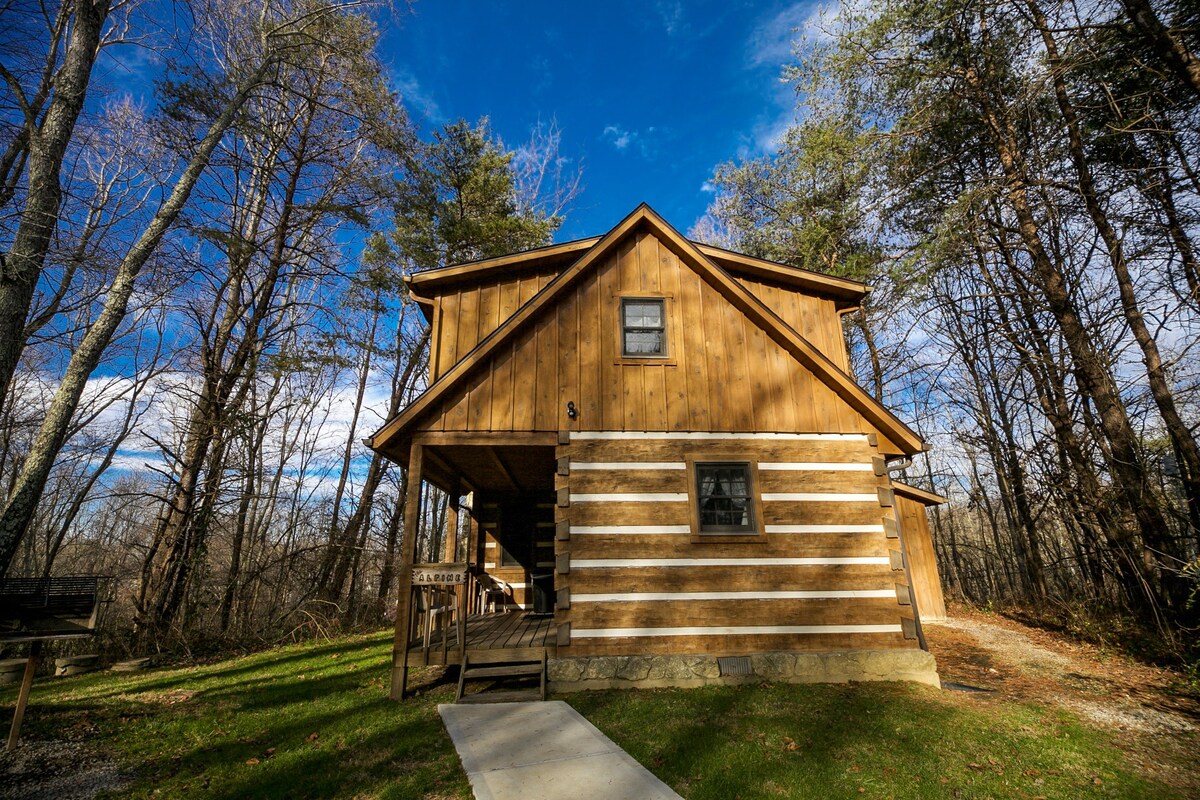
left=688, top=460, right=763, bottom=539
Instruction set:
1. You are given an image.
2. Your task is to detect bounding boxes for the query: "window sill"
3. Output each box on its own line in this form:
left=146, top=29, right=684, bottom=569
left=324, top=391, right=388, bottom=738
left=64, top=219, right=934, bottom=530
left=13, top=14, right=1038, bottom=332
left=614, top=356, right=677, bottom=366
left=690, top=531, right=767, bottom=544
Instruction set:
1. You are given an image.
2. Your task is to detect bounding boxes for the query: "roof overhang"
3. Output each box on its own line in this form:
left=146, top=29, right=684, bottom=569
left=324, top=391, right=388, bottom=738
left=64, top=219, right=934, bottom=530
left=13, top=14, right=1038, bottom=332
left=893, top=482, right=948, bottom=506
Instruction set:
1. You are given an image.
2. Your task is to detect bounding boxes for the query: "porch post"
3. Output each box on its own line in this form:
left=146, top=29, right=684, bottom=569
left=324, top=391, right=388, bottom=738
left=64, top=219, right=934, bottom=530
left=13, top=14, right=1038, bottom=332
left=442, top=481, right=460, bottom=562
left=442, top=481, right=466, bottom=662
left=390, top=443, right=424, bottom=701
left=466, top=504, right=480, bottom=613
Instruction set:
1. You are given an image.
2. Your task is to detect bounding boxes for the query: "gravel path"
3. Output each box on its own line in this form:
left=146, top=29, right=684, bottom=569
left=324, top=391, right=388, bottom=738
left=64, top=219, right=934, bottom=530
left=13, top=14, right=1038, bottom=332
left=934, top=616, right=1195, bottom=734
left=925, top=611, right=1200, bottom=795
left=0, top=739, right=128, bottom=800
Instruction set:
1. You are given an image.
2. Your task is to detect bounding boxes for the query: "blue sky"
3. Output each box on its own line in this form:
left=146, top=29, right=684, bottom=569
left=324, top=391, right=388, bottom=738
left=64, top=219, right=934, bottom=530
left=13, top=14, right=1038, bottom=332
left=381, top=1, right=821, bottom=240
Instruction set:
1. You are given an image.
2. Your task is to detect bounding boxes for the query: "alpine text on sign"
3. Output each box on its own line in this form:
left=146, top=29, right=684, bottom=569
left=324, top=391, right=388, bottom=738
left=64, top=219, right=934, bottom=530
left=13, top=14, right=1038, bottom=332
left=412, top=563, right=467, bottom=585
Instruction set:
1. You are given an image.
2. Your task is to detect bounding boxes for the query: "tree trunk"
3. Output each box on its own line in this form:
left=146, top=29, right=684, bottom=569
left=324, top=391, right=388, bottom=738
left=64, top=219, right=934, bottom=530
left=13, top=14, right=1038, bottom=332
left=0, top=0, right=111, bottom=413
left=1031, top=0, right=1200, bottom=571
left=316, top=299, right=381, bottom=592
left=319, top=321, right=429, bottom=606
left=1121, top=0, right=1200, bottom=98
left=0, top=57, right=273, bottom=578
left=852, top=308, right=885, bottom=402
left=375, top=476, right=406, bottom=614
left=962, top=52, right=1170, bottom=612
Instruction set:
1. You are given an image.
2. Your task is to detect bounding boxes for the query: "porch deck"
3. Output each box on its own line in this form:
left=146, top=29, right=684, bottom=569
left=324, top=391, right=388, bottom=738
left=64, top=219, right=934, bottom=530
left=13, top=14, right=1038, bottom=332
left=406, top=610, right=557, bottom=667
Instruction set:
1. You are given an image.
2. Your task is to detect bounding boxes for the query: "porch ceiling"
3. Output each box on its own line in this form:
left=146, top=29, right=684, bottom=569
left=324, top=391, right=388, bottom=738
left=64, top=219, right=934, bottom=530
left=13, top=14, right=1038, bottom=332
left=424, top=444, right=556, bottom=494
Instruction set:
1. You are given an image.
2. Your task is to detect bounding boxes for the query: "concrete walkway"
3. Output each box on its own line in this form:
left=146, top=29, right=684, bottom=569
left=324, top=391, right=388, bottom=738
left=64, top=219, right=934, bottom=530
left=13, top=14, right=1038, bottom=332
left=439, top=701, right=683, bottom=800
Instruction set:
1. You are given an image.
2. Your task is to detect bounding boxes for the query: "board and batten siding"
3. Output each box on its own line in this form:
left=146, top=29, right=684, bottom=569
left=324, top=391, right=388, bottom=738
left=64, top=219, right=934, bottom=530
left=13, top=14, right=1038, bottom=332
left=426, top=238, right=852, bottom=383
left=429, top=264, right=562, bottom=384
left=895, top=492, right=947, bottom=622
left=415, top=229, right=903, bottom=451
left=735, top=275, right=851, bottom=374
left=553, top=433, right=919, bottom=657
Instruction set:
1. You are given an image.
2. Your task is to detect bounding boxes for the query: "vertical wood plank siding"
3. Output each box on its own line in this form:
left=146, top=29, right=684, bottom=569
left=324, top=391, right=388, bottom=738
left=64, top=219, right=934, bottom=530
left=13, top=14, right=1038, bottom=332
left=896, top=493, right=948, bottom=622
left=431, top=267, right=562, bottom=383
left=416, top=231, right=897, bottom=447
left=555, top=435, right=918, bottom=657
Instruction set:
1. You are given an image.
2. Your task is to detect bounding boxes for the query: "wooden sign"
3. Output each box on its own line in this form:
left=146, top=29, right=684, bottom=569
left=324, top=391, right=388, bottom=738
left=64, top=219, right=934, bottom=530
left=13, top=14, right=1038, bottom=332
left=412, top=563, right=467, bottom=586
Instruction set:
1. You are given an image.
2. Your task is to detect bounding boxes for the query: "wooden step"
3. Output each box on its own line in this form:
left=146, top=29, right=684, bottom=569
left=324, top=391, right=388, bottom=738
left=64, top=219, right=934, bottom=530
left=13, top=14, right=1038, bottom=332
left=466, top=648, right=547, bottom=665
left=457, top=688, right=543, bottom=704
left=464, top=663, right=542, bottom=679
left=455, top=650, right=548, bottom=703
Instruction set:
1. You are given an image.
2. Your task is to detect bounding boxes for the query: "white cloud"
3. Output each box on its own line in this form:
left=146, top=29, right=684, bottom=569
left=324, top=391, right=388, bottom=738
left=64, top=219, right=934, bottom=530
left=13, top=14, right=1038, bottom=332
left=602, top=124, right=665, bottom=157
left=15, top=363, right=408, bottom=500
left=725, top=2, right=844, bottom=162
left=746, top=2, right=826, bottom=68
left=700, top=181, right=717, bottom=193
left=603, top=124, right=634, bottom=151
left=391, top=68, right=444, bottom=123
left=752, top=111, right=798, bottom=156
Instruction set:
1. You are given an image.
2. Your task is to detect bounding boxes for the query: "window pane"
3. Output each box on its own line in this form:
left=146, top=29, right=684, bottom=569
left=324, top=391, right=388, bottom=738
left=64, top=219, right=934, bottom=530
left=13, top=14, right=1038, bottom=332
left=622, top=299, right=665, bottom=355
left=624, top=301, right=662, bottom=328
left=696, top=463, right=754, bottom=532
left=624, top=330, right=664, bottom=354
left=700, top=497, right=749, bottom=528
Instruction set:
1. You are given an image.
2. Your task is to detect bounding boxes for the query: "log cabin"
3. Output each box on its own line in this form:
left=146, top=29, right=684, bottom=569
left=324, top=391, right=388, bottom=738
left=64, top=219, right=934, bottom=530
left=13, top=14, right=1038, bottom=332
left=368, top=203, right=945, bottom=700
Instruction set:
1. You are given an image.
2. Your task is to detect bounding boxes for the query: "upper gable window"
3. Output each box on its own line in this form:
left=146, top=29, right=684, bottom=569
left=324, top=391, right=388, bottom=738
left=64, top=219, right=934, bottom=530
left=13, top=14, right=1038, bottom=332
left=621, top=298, right=666, bottom=357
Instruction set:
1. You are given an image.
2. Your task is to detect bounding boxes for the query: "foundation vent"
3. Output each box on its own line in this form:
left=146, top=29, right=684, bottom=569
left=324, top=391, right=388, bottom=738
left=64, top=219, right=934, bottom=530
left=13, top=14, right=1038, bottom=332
left=717, top=656, right=752, bottom=677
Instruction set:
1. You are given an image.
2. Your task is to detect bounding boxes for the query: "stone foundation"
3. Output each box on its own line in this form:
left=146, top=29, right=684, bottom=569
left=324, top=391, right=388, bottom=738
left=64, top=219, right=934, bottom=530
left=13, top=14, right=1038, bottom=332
left=548, top=649, right=940, bottom=692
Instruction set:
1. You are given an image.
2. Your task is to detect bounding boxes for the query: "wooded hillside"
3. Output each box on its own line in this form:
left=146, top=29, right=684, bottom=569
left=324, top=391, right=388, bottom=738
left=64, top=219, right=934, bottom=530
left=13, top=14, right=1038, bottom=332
left=0, top=0, right=577, bottom=653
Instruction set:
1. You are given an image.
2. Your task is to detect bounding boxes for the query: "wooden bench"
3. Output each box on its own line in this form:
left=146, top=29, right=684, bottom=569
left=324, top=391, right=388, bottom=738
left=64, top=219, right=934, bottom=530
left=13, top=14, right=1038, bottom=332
left=1, top=576, right=106, bottom=751
left=1, top=576, right=101, bottom=640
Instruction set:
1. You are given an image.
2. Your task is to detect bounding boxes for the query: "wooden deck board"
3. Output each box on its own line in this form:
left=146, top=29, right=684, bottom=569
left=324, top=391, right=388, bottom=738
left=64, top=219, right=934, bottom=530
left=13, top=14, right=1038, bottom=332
left=407, top=611, right=555, bottom=666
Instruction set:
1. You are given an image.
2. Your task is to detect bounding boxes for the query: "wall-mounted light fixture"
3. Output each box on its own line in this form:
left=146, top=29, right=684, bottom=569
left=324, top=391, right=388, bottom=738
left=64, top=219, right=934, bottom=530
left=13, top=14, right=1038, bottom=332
left=566, top=401, right=578, bottom=420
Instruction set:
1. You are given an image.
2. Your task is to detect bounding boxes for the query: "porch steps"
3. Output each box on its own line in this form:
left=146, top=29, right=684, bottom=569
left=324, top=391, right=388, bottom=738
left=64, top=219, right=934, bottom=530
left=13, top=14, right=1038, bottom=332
left=464, top=663, right=543, bottom=679
left=456, top=688, right=542, bottom=704
left=455, top=651, right=546, bottom=703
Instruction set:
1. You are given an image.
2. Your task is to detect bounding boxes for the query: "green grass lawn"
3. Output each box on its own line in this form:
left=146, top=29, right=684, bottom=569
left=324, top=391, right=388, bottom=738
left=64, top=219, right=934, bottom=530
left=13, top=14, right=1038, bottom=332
left=2, top=631, right=1189, bottom=799
left=571, top=681, right=1183, bottom=800
left=2, top=631, right=470, bottom=799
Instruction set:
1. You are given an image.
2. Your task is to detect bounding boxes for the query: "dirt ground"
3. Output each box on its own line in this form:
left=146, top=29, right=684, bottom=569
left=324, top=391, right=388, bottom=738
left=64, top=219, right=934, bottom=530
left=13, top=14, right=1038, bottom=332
left=923, top=606, right=1200, bottom=795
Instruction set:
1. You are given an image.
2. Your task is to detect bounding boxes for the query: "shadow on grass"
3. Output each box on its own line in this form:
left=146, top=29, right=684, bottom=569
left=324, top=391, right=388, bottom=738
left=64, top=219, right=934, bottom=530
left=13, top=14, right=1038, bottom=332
left=68, top=636, right=388, bottom=702
left=566, top=681, right=1178, bottom=800
left=3, top=631, right=472, bottom=800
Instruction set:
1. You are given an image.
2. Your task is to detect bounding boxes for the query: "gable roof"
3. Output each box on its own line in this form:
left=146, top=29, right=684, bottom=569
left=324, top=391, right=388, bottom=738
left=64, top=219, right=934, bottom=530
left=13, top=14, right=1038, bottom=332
left=370, top=204, right=924, bottom=455
left=408, top=236, right=603, bottom=291
left=406, top=237, right=603, bottom=321
left=403, top=229, right=869, bottom=313
left=693, top=243, right=867, bottom=305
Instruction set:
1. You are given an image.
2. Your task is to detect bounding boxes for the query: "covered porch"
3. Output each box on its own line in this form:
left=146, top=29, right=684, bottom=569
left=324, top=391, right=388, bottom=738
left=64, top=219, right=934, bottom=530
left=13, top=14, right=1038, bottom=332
left=381, top=431, right=562, bottom=699
left=405, top=608, right=557, bottom=667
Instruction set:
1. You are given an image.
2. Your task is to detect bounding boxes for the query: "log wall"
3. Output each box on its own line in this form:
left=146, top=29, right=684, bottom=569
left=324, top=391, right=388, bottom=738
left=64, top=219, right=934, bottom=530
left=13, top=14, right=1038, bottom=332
left=552, top=432, right=920, bottom=657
